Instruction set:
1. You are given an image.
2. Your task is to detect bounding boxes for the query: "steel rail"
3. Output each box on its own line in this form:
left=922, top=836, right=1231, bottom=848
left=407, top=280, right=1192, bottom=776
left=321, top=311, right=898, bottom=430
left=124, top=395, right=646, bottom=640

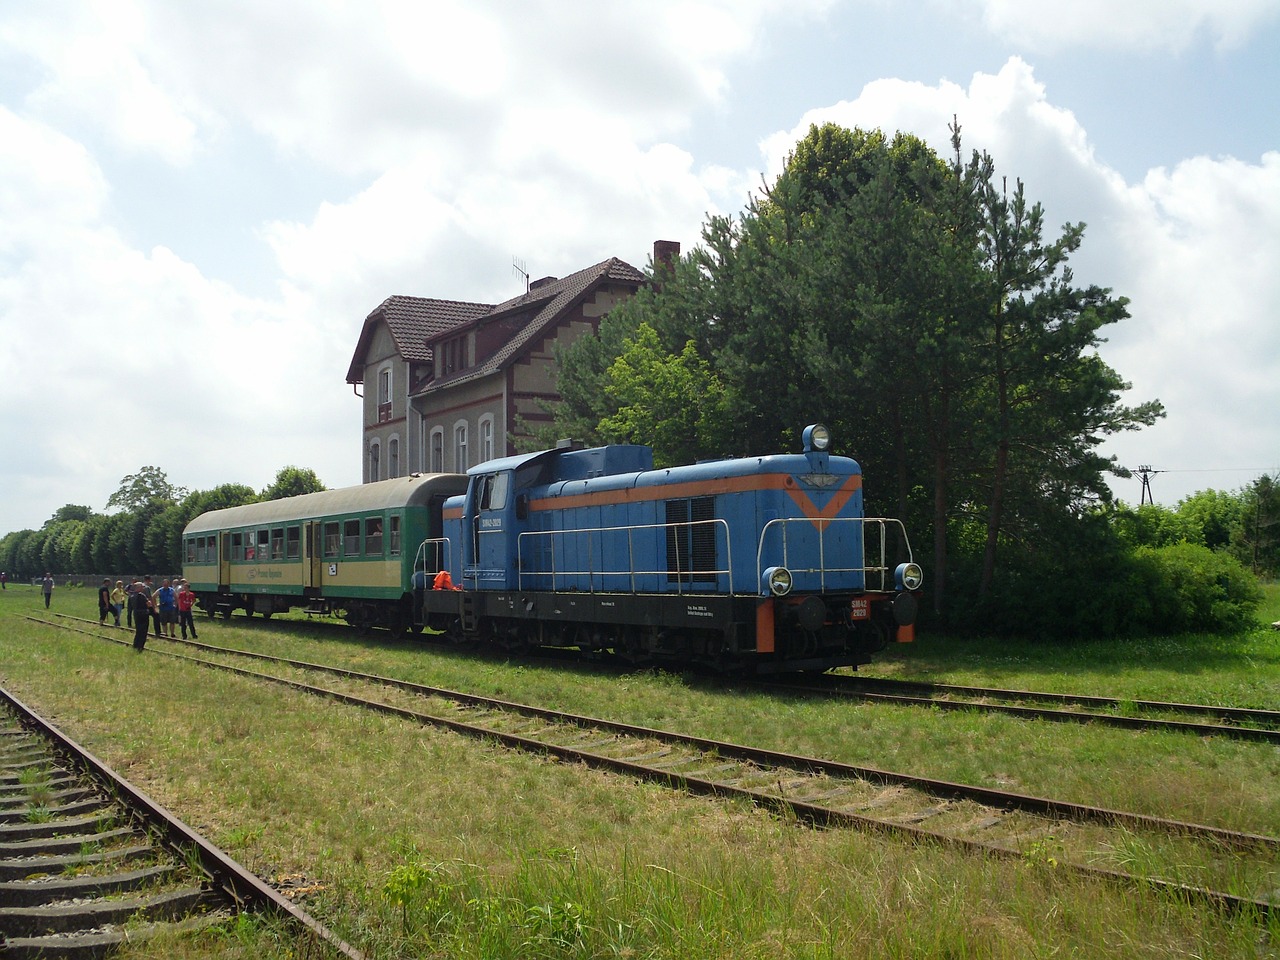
left=2, top=651, right=368, bottom=960
left=86, top=609, right=1275, bottom=741
left=43, top=614, right=1280, bottom=853
left=759, top=674, right=1280, bottom=744
left=811, top=674, right=1280, bottom=726
left=28, top=616, right=1280, bottom=921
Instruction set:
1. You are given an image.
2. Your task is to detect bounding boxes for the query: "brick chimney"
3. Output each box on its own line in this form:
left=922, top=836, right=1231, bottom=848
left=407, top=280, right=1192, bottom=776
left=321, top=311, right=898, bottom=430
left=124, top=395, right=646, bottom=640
left=653, top=240, right=680, bottom=273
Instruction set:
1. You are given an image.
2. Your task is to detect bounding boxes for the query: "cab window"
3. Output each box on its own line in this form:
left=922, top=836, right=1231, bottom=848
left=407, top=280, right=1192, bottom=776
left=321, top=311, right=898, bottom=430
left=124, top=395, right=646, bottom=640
left=479, top=471, right=510, bottom=511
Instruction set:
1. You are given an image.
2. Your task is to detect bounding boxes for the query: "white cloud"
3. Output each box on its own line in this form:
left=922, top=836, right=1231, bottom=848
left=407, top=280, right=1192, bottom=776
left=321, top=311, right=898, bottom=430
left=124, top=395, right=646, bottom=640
left=5, top=0, right=832, bottom=177
left=0, top=1, right=206, bottom=164
left=975, top=0, right=1280, bottom=53
left=0, top=104, right=357, bottom=530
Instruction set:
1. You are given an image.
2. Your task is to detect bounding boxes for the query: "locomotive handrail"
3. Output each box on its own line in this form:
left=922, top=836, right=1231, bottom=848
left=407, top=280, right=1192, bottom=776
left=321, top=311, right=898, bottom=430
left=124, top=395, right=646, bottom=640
left=414, top=537, right=453, bottom=585
left=756, top=517, right=913, bottom=593
left=514, top=518, right=734, bottom=595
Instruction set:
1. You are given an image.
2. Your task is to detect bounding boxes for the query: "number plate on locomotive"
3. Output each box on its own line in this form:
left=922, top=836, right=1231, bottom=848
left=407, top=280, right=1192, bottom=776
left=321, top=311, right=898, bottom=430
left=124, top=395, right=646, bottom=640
left=849, top=598, right=870, bottom=619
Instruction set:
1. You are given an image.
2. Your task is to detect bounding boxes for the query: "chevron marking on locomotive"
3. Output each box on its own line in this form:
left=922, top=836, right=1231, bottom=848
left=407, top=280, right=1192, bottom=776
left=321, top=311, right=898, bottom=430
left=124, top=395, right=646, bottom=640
left=783, top=474, right=862, bottom=530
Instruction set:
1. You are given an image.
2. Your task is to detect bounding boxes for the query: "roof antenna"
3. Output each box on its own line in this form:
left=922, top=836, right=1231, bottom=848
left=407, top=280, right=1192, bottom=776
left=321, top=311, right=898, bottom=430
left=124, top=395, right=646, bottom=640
left=512, top=256, right=529, bottom=293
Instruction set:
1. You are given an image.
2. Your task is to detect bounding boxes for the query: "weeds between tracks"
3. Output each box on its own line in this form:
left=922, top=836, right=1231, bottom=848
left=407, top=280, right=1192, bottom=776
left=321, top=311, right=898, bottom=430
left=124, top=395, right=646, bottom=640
left=1, top=584, right=1277, bottom=959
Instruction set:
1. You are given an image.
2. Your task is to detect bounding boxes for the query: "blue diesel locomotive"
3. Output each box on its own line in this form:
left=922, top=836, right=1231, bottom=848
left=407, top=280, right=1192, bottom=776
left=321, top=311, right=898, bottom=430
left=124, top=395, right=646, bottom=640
left=420, top=423, right=921, bottom=672
left=182, top=424, right=922, bottom=672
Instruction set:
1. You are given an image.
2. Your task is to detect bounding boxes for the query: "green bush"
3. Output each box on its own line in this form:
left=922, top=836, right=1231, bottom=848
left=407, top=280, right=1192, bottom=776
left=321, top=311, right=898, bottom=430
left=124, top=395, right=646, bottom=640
left=940, top=518, right=1263, bottom=639
left=1133, top=541, right=1263, bottom=633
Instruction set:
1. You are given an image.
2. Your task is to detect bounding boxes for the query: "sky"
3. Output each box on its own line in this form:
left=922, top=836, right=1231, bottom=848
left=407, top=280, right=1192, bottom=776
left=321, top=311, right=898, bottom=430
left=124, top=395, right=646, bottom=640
left=1, top=0, right=1278, bottom=536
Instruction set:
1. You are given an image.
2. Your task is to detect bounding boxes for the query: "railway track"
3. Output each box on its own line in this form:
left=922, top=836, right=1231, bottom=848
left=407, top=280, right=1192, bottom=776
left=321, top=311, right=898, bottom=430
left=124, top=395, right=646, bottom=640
left=759, top=672, right=1280, bottom=744
left=0, top=680, right=367, bottom=960
left=31, top=615, right=1280, bottom=923
left=191, top=609, right=1280, bottom=744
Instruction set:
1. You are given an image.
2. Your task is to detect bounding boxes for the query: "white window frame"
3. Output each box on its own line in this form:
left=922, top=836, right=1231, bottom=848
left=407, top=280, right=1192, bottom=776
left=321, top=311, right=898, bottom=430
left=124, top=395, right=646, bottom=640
left=430, top=427, right=444, bottom=473
left=453, top=420, right=469, bottom=472
left=479, top=415, right=495, bottom=464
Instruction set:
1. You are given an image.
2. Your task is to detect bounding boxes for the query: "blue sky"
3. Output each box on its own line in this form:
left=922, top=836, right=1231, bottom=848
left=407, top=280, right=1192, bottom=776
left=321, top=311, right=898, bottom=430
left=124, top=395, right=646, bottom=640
left=1, top=0, right=1278, bottom=536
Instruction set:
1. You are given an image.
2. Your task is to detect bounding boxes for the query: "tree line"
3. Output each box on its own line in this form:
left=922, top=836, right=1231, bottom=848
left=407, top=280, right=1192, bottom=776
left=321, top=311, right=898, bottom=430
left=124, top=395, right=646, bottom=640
left=0, top=466, right=325, bottom=582
left=542, top=121, right=1271, bottom=637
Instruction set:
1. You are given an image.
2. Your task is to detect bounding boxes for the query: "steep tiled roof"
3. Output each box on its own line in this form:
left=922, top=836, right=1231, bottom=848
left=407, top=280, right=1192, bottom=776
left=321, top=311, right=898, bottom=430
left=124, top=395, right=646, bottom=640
left=420, top=257, right=645, bottom=394
left=347, top=296, right=491, bottom=382
left=348, top=256, right=645, bottom=388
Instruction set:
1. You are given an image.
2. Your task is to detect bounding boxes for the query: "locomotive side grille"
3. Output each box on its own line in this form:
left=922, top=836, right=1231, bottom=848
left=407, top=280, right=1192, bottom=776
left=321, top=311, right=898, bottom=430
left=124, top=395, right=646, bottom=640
left=665, top=496, right=718, bottom=584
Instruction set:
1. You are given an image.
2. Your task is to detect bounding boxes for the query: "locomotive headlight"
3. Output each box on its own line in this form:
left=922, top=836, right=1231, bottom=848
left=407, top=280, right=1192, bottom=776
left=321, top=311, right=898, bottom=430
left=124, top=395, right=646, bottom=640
left=896, top=562, right=924, bottom=591
left=762, top=566, right=793, bottom=597
left=802, top=423, right=831, bottom=452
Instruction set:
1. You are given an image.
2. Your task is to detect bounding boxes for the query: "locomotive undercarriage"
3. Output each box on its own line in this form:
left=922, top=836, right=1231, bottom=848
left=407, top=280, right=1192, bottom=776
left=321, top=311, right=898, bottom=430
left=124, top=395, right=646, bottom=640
left=419, top=589, right=897, bottom=672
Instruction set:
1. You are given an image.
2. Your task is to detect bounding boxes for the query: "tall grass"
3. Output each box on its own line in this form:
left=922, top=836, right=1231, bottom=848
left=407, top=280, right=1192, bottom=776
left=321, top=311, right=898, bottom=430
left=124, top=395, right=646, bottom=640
left=1, top=584, right=1277, bottom=958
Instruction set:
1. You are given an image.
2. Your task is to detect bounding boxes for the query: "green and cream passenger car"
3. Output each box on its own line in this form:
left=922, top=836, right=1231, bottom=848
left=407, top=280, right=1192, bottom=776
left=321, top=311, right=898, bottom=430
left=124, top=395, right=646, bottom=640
left=182, top=474, right=468, bottom=631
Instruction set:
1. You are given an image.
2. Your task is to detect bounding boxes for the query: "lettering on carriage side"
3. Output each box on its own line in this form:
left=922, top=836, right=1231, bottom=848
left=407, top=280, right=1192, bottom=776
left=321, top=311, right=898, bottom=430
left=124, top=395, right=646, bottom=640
left=247, top=568, right=284, bottom=581
left=686, top=604, right=714, bottom=618
left=480, top=517, right=503, bottom=529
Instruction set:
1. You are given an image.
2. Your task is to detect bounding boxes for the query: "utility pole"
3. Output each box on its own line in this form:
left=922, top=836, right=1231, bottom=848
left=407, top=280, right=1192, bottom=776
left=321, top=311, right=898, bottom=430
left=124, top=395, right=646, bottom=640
left=1136, top=465, right=1162, bottom=506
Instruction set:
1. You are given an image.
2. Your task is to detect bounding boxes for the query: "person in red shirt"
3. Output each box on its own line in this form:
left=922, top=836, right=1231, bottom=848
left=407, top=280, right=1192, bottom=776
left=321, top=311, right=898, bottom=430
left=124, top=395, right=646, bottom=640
left=177, top=579, right=199, bottom=640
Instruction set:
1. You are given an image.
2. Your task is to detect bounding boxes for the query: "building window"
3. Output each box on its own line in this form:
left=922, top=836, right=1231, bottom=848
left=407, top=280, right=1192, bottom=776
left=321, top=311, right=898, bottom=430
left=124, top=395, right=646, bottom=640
left=441, top=336, right=467, bottom=375
left=430, top=429, right=444, bottom=473
left=369, top=441, right=380, bottom=482
left=479, top=415, right=494, bottom=464
left=377, top=366, right=392, bottom=423
left=454, top=422, right=468, bottom=472
left=389, top=436, right=399, bottom=478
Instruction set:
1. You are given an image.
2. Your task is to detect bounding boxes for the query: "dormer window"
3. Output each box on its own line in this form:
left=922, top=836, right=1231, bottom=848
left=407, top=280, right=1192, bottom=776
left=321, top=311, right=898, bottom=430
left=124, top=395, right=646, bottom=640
left=441, top=336, right=467, bottom=375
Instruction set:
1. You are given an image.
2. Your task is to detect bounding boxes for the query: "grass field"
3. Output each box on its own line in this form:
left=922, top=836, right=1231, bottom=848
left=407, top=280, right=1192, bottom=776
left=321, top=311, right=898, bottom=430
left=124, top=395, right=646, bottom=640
left=1, top=583, right=1277, bottom=958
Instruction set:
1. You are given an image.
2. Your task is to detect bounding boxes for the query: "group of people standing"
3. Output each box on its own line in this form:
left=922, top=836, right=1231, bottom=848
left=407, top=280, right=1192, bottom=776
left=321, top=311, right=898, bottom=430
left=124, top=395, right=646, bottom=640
left=98, top=576, right=199, bottom=651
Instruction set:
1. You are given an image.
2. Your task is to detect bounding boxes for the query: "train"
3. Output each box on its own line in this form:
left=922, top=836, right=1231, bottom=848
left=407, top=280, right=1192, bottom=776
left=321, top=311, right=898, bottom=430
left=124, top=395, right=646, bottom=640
left=182, top=424, right=922, bottom=672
